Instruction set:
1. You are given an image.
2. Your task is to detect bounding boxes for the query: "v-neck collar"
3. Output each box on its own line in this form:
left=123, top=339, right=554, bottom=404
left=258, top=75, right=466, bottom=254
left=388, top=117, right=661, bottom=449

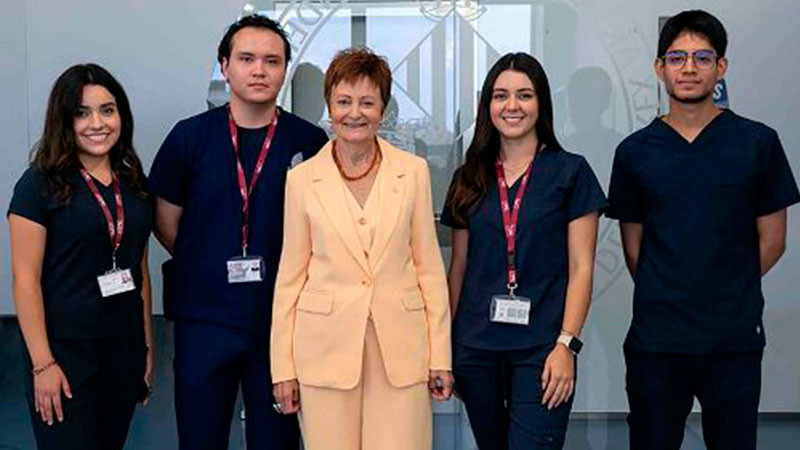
left=342, top=162, right=382, bottom=211
left=656, top=108, right=731, bottom=146
left=77, top=168, right=114, bottom=189
left=90, top=174, right=114, bottom=189
left=500, top=146, right=546, bottom=189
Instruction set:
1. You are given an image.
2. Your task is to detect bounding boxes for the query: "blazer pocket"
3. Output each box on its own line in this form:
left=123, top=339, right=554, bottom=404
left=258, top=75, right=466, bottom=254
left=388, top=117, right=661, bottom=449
left=297, top=290, right=334, bottom=315
left=401, top=291, right=426, bottom=311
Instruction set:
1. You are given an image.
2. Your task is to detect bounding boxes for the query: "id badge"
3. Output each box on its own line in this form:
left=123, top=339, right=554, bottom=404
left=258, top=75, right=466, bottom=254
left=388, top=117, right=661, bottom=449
left=227, top=255, right=265, bottom=283
left=97, top=268, right=136, bottom=298
left=490, top=294, right=531, bottom=325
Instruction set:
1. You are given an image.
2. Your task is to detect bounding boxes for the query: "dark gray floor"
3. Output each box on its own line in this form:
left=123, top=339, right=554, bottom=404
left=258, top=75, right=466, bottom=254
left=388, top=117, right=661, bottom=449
left=2, top=317, right=798, bottom=449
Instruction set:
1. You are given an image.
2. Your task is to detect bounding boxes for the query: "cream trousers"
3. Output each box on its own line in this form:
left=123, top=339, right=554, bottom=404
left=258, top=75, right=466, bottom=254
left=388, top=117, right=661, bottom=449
left=298, top=319, right=432, bottom=450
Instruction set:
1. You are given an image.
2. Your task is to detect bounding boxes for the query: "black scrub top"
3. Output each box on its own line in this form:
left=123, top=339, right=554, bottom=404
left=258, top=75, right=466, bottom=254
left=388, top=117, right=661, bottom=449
left=148, top=106, right=328, bottom=334
left=607, top=109, right=800, bottom=355
left=442, top=148, right=607, bottom=350
left=8, top=167, right=153, bottom=340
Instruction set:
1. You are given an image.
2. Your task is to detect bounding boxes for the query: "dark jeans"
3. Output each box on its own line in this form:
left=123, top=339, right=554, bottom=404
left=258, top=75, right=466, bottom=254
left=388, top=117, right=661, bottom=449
left=454, top=342, right=574, bottom=450
left=25, top=333, right=147, bottom=450
left=625, top=349, right=763, bottom=450
left=173, top=320, right=300, bottom=450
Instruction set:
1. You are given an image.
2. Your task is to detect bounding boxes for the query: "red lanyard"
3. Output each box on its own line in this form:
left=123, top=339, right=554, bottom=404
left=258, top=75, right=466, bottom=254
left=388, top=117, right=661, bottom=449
left=495, top=157, right=535, bottom=295
left=226, top=104, right=278, bottom=256
left=80, top=168, right=124, bottom=269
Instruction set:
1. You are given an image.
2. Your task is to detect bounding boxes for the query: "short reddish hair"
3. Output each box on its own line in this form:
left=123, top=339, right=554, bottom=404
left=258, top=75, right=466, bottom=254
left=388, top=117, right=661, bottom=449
left=324, top=47, right=392, bottom=112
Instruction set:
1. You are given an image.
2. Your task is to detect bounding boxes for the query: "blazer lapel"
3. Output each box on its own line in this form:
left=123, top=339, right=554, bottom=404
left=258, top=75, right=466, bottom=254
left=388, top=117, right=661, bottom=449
left=311, top=143, right=371, bottom=274
left=369, top=138, right=407, bottom=269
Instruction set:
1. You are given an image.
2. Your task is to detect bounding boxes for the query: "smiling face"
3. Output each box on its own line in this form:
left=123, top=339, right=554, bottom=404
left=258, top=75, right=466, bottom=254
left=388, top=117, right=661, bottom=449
left=328, top=76, right=383, bottom=146
left=73, top=84, right=121, bottom=161
left=490, top=69, right=539, bottom=142
left=221, top=27, right=287, bottom=107
left=656, top=31, right=727, bottom=105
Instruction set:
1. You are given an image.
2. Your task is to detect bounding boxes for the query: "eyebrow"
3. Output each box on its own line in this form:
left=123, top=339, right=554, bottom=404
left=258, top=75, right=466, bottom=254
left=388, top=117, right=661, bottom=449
left=234, top=50, right=282, bottom=59
left=333, top=94, right=378, bottom=102
left=492, top=87, right=535, bottom=92
left=77, top=102, right=117, bottom=109
left=666, top=48, right=715, bottom=53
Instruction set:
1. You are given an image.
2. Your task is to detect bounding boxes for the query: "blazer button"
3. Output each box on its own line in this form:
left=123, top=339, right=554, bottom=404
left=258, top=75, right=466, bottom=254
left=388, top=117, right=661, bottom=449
left=358, top=217, right=367, bottom=225
left=361, top=278, right=372, bottom=286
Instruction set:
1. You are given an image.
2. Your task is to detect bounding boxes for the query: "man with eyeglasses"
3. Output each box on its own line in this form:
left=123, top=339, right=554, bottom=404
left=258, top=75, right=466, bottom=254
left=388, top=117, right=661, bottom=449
left=607, top=10, right=799, bottom=450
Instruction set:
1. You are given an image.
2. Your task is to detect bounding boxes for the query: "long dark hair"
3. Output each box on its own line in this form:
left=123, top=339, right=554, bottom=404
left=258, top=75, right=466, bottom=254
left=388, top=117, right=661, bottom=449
left=32, top=63, right=148, bottom=200
left=445, top=52, right=561, bottom=226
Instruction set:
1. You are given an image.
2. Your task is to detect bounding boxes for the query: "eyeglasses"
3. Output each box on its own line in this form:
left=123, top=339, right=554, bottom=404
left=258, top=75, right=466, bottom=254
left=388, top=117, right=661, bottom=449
left=660, top=50, right=718, bottom=69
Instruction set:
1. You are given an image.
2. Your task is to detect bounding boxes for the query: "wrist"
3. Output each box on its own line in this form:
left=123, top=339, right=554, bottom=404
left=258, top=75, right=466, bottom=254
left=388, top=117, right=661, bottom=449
left=31, top=353, right=55, bottom=369
left=32, top=359, right=58, bottom=376
left=560, top=329, right=579, bottom=338
left=556, top=332, right=583, bottom=355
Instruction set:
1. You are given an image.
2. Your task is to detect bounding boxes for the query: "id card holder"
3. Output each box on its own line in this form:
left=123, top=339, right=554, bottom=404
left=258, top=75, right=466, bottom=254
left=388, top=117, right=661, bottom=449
left=490, top=294, right=531, bottom=325
left=97, top=268, right=136, bottom=298
left=227, top=255, right=265, bottom=283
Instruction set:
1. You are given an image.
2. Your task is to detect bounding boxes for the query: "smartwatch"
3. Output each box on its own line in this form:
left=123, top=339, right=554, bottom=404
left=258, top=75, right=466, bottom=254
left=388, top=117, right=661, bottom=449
left=556, top=333, right=583, bottom=355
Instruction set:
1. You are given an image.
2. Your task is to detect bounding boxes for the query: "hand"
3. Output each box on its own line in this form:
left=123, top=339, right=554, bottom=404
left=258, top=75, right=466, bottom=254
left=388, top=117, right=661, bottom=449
left=143, top=346, right=155, bottom=406
left=34, top=363, right=72, bottom=425
left=428, top=370, right=454, bottom=401
left=273, top=380, right=300, bottom=414
left=540, top=344, right=574, bottom=410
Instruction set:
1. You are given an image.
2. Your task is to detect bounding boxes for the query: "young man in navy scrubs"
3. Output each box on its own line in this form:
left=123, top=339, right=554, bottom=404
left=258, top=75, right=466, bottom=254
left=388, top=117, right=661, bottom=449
left=148, top=15, right=327, bottom=450
left=608, top=10, right=799, bottom=450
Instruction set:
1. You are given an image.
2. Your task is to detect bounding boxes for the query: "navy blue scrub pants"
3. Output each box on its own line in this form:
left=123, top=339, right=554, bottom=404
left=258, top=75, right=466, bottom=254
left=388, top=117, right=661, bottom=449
left=453, top=342, right=573, bottom=450
left=173, top=321, right=299, bottom=450
left=25, top=332, right=147, bottom=450
left=625, top=349, right=763, bottom=450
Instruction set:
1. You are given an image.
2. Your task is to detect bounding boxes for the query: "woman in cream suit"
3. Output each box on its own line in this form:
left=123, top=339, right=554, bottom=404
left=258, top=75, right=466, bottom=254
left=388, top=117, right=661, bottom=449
left=271, top=47, right=453, bottom=450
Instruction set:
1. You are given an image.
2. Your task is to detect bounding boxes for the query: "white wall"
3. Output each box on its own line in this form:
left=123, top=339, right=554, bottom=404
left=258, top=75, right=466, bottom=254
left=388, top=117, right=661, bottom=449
left=2, top=0, right=799, bottom=412
left=0, top=0, right=28, bottom=321
left=2, top=0, right=243, bottom=322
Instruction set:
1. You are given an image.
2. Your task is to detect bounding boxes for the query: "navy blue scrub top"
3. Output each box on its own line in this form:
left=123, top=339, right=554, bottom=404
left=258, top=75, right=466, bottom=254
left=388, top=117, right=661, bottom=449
left=8, top=167, right=152, bottom=340
left=607, top=109, right=800, bottom=355
left=149, top=106, right=328, bottom=334
left=442, top=148, right=607, bottom=350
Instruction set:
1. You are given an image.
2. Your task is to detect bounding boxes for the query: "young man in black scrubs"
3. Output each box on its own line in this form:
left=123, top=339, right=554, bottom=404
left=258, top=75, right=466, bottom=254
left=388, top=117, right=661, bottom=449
left=608, top=10, right=800, bottom=450
left=148, top=15, right=328, bottom=450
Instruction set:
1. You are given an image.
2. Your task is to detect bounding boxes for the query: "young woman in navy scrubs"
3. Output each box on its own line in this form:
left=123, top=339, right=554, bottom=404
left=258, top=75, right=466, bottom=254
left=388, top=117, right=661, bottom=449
left=8, top=64, right=153, bottom=450
left=442, top=53, right=606, bottom=449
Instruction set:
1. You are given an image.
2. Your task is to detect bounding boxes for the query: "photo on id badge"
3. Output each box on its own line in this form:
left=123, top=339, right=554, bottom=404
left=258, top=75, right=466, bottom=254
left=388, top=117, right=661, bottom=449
left=97, top=268, right=136, bottom=298
left=491, top=294, right=533, bottom=325
left=227, top=255, right=265, bottom=283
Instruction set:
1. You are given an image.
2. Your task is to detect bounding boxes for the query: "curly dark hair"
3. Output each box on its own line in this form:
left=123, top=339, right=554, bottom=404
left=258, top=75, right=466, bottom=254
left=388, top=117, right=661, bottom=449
left=658, top=10, right=728, bottom=58
left=32, top=63, right=148, bottom=200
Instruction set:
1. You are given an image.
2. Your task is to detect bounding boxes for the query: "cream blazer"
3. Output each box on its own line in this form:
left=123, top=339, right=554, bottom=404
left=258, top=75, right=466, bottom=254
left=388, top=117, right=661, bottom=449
left=270, top=137, right=451, bottom=389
